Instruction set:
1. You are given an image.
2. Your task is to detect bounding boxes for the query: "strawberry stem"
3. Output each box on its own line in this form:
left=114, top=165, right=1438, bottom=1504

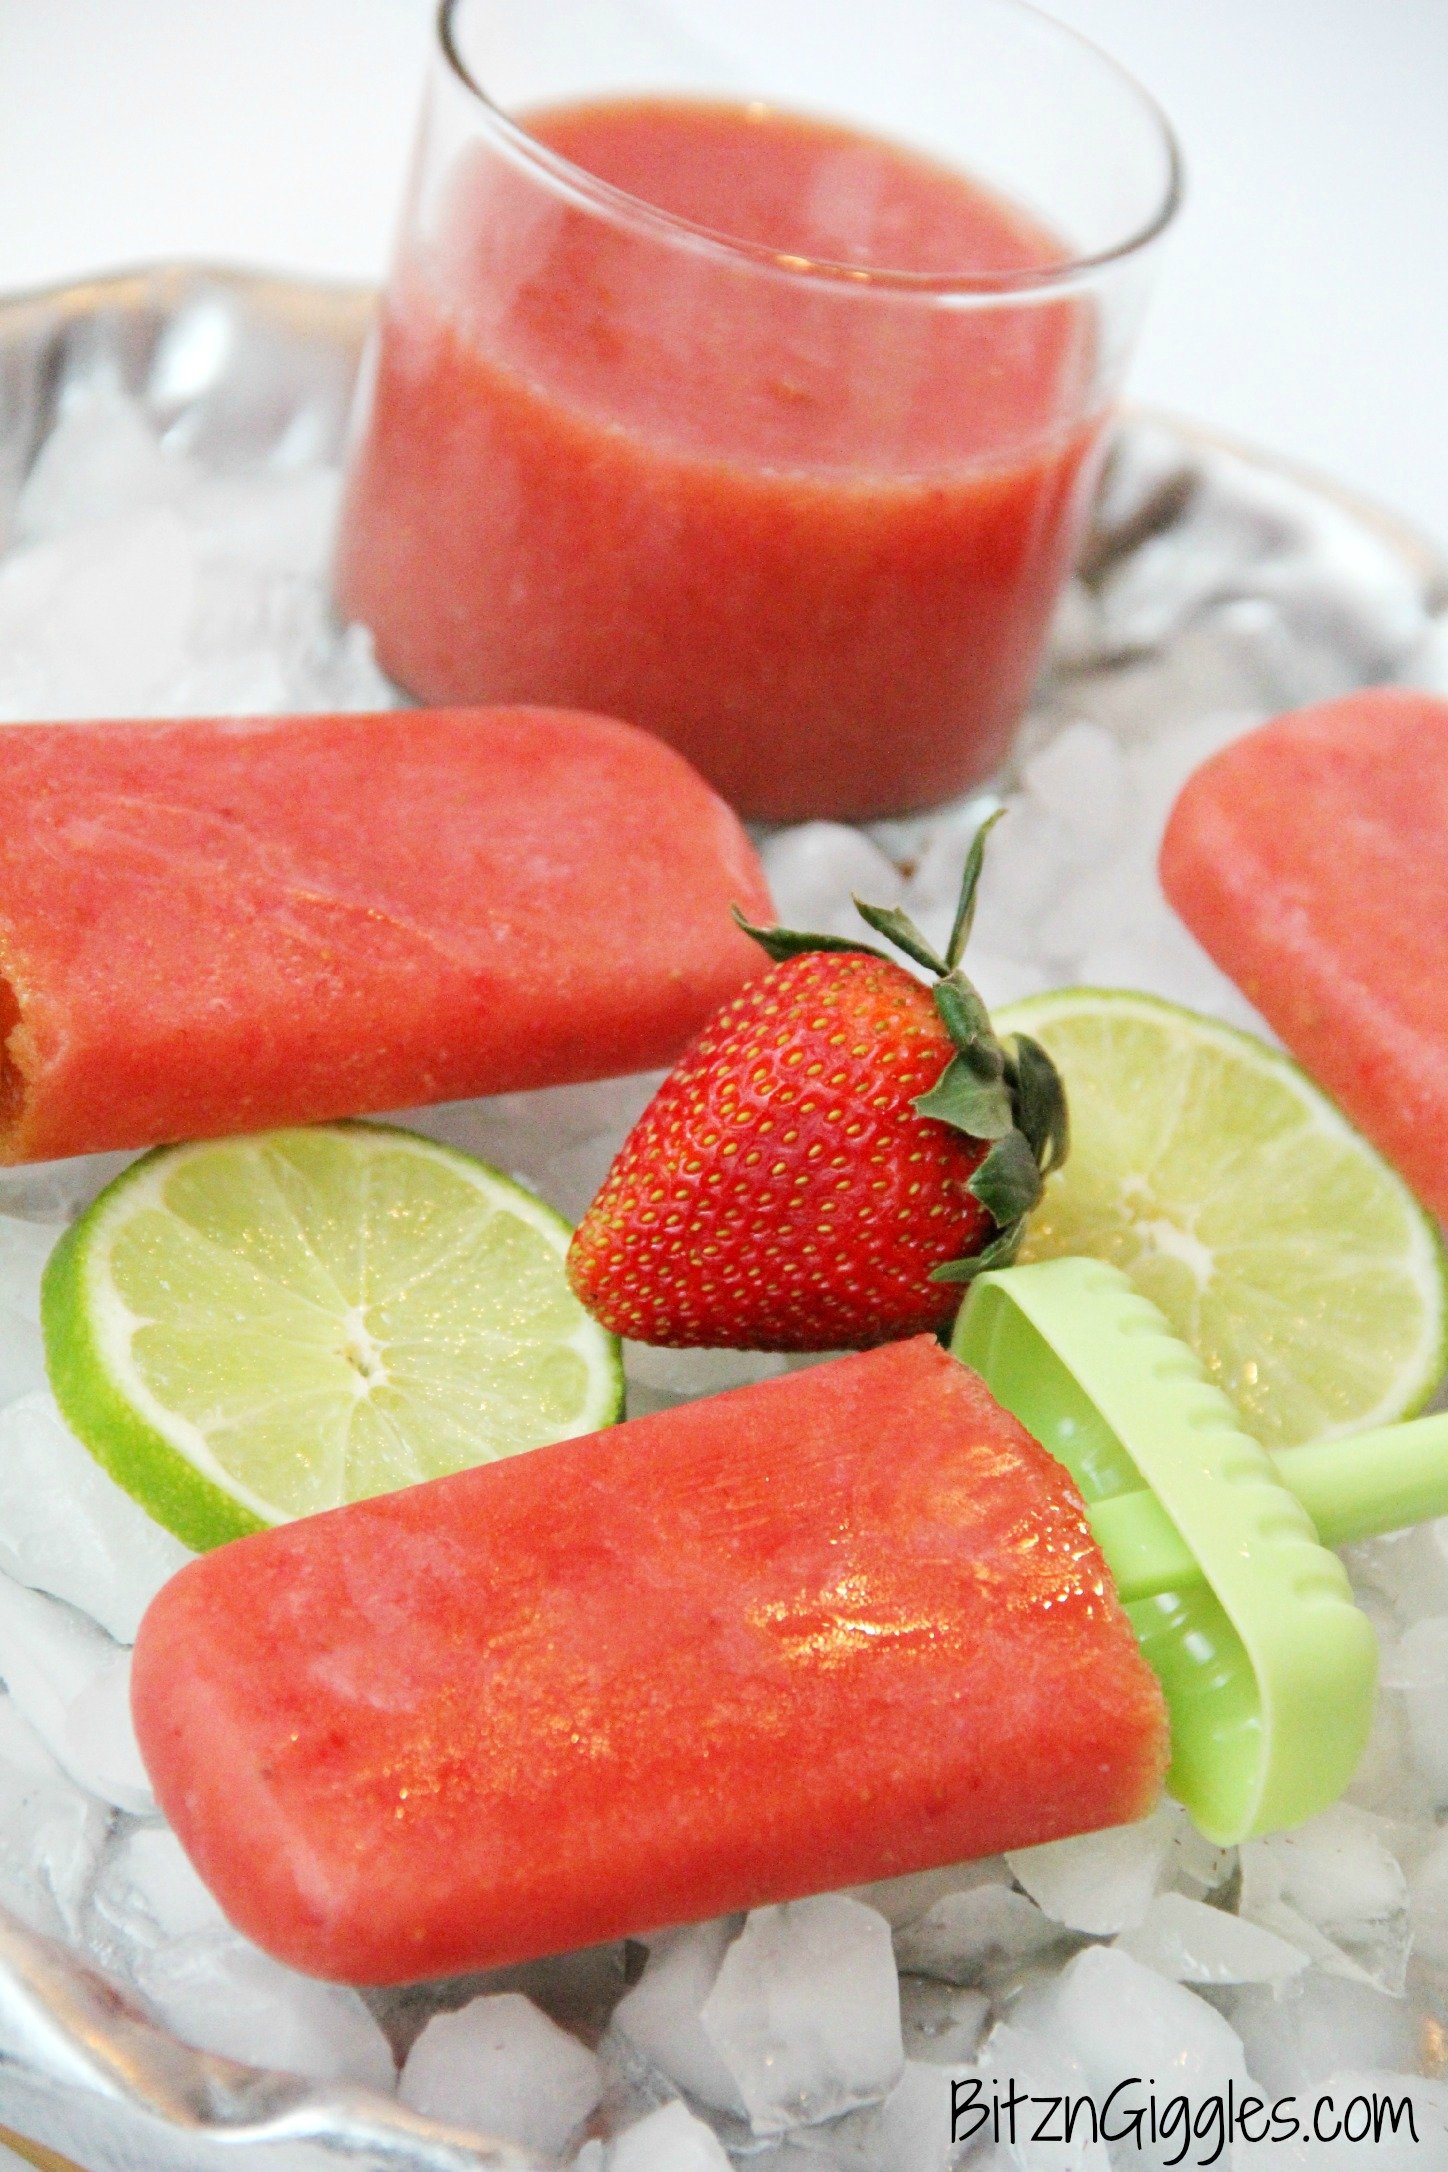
left=729, top=908, right=888, bottom=964
left=945, top=806, right=1005, bottom=969
left=851, top=899, right=948, bottom=976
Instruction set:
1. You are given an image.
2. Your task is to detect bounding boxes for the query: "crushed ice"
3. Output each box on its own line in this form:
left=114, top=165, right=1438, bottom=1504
left=0, top=387, right=1445, bottom=2166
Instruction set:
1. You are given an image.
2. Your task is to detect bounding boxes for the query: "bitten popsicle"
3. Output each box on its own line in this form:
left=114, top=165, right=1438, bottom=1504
left=1159, top=688, right=1448, bottom=1219
left=132, top=1337, right=1169, bottom=1985
left=0, top=706, right=770, bottom=1164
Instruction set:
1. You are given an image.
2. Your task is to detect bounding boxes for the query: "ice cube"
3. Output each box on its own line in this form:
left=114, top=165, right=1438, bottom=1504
left=975, top=2019, right=1107, bottom=2171
left=0, top=1573, right=153, bottom=1809
left=312, top=618, right=399, bottom=711
left=958, top=952, right=1051, bottom=1011
left=1407, top=1825, right=1448, bottom=1969
left=0, top=1318, right=46, bottom=1408
left=1085, top=417, right=1198, bottom=564
left=1227, top=1975, right=1420, bottom=2096
left=1006, top=1803, right=1179, bottom=1934
left=761, top=825, right=905, bottom=946
left=1255, top=2073, right=1448, bottom=2172
left=0, top=1393, right=194, bottom=1642
left=898, top=1978, right=990, bottom=2067
left=1247, top=484, right=1430, bottom=684
left=1347, top=1525, right=1448, bottom=1632
left=1029, top=1947, right=1249, bottom=2172
left=1162, top=1816, right=1235, bottom=1901
left=2, top=510, right=197, bottom=719
left=399, top=1992, right=601, bottom=2158
left=893, top=1885, right=1067, bottom=1987
left=61, top=1650, right=153, bottom=1816
left=1403, top=612, right=1448, bottom=698
left=404, top=1073, right=659, bottom=1198
left=624, top=1343, right=789, bottom=1405
left=1238, top=1805, right=1411, bottom=1993
left=134, top=1927, right=396, bottom=2092
left=1021, top=723, right=1127, bottom=855
left=1342, top=1686, right=1435, bottom=1823
left=1382, top=1617, right=1448, bottom=1803
left=164, top=643, right=293, bottom=717
left=529, top=1130, right=626, bottom=1225
left=17, top=391, right=178, bottom=541
left=1115, top=1892, right=1308, bottom=1986
left=606, top=2099, right=732, bottom=2171
left=0, top=1217, right=64, bottom=1322
left=0, top=1692, right=108, bottom=1940
left=700, top=1896, right=903, bottom=2134
left=845, top=1856, right=1008, bottom=1932
left=190, top=467, right=342, bottom=578
left=968, top=803, right=1077, bottom=953
left=902, top=796, right=1000, bottom=921
left=811, top=2058, right=975, bottom=2172
left=92, top=1821, right=228, bottom=1945
left=0, top=1154, right=133, bottom=1225
left=1028, top=850, right=1144, bottom=968
left=612, top=1919, right=747, bottom=2117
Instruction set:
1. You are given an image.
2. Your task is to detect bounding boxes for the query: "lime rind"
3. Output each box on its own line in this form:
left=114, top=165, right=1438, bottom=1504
left=44, top=1204, right=267, bottom=1551
left=996, top=988, right=1448, bottom=1451
left=41, top=1122, right=624, bottom=1551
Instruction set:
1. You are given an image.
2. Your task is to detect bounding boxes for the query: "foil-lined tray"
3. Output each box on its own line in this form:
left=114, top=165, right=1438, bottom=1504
left=0, top=263, right=1443, bottom=2172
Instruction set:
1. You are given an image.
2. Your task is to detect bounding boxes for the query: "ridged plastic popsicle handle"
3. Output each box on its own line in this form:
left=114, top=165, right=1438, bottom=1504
left=953, top=1257, right=1385, bottom=1844
left=1092, top=1411, right=1448, bottom=1603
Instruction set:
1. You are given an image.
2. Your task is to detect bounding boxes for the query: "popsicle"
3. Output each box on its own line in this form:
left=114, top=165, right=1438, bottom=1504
left=0, top=706, right=770, bottom=1165
left=132, top=1336, right=1169, bottom=1985
left=133, top=1250, right=1448, bottom=1986
left=1159, top=688, right=1448, bottom=1218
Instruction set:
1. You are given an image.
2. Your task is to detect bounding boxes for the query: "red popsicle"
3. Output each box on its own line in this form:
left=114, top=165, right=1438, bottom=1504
left=1160, top=689, right=1448, bottom=1220
left=132, top=1339, right=1168, bottom=1984
left=0, top=706, right=770, bottom=1164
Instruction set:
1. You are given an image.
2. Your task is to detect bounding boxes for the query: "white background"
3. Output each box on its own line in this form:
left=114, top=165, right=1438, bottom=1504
left=0, top=0, right=1444, bottom=551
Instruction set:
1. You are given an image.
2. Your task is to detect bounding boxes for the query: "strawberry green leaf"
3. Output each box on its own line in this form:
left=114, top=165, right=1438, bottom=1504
left=967, top=1128, right=1044, bottom=1225
left=1004, top=1032, right=1070, bottom=1177
left=933, top=972, right=1000, bottom=1070
left=928, top=1216, right=1027, bottom=1284
left=944, top=807, right=1005, bottom=969
left=913, top=1053, right=1015, bottom=1139
left=851, top=898, right=948, bottom=976
left=731, top=907, right=888, bottom=964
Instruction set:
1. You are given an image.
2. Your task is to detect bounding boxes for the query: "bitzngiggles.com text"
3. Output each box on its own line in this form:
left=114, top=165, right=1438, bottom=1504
left=951, top=2074, right=1419, bottom=2167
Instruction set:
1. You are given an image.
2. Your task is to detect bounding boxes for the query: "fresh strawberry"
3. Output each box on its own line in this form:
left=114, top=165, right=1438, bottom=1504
left=567, top=815, right=1067, bottom=1350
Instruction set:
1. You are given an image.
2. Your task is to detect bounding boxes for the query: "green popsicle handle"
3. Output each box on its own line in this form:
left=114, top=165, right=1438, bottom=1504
left=1087, top=1489, right=1196, bottom=1604
left=1274, top=1415, right=1448, bottom=1549
left=1091, top=1411, right=1448, bottom=1604
left=954, top=1257, right=1384, bottom=1842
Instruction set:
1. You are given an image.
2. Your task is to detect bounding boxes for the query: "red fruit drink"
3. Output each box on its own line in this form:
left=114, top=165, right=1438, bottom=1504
left=336, top=98, right=1109, bottom=822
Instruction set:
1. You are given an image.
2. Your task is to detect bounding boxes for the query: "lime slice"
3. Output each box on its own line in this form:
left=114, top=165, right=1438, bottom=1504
left=41, top=1123, right=623, bottom=1550
left=995, top=989, right=1448, bottom=1451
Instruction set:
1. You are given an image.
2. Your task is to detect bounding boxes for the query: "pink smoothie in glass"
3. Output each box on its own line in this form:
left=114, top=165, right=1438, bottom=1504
left=336, top=98, right=1104, bottom=821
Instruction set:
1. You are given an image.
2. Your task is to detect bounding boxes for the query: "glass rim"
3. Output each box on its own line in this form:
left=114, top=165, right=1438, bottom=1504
left=436, top=0, right=1183, bottom=299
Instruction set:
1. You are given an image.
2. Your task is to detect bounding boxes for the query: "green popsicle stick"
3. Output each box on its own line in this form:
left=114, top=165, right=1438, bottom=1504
left=1092, top=1411, right=1448, bottom=1603
left=951, top=1256, right=1423, bottom=1846
left=1274, top=1419, right=1448, bottom=1548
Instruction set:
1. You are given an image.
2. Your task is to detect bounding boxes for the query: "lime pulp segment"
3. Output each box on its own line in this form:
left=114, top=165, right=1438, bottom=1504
left=995, top=989, right=1448, bottom=1452
left=41, top=1123, right=623, bottom=1550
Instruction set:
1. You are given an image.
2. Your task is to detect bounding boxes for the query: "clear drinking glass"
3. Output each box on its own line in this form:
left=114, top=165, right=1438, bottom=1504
left=336, top=0, right=1180, bottom=821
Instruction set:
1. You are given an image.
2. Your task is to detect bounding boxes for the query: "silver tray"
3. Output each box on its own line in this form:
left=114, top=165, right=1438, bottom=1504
left=0, top=263, right=1443, bottom=2172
